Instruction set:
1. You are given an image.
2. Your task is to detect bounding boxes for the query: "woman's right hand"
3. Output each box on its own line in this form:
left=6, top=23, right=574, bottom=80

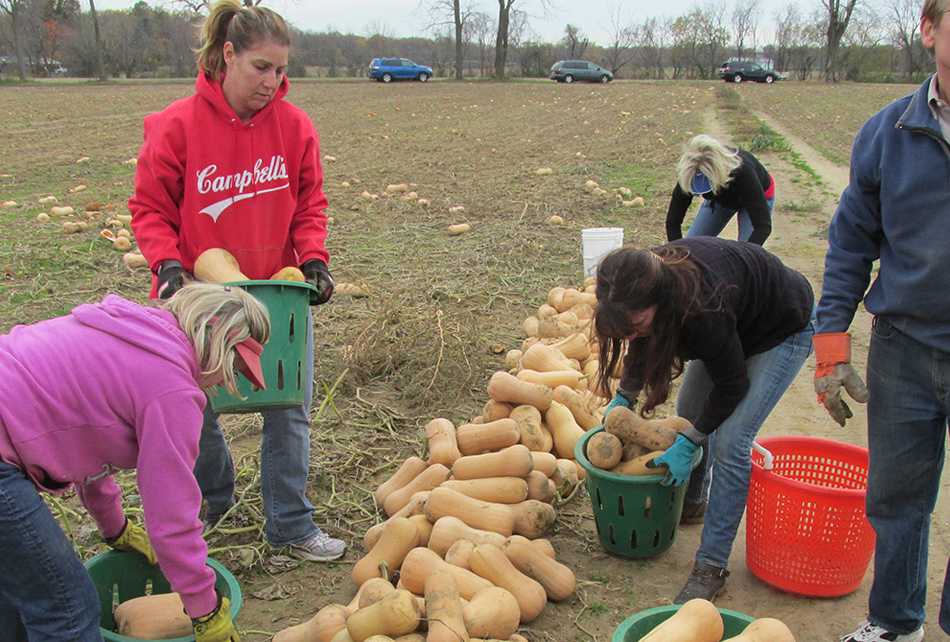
left=192, top=596, right=240, bottom=642
left=157, top=260, right=190, bottom=299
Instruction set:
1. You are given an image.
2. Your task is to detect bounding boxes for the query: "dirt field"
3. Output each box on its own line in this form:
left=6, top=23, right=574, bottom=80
left=1, top=78, right=946, bottom=642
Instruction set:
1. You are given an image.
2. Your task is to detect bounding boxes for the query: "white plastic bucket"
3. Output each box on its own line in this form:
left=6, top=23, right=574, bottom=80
left=582, top=228, right=624, bottom=278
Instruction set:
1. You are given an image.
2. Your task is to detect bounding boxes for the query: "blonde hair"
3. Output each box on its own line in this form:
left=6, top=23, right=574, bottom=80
left=194, top=0, right=292, bottom=79
left=161, top=282, right=271, bottom=397
left=676, top=135, right=742, bottom=195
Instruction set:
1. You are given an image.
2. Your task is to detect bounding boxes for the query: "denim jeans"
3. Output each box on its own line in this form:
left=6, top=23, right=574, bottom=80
left=675, top=313, right=814, bottom=568
left=686, top=196, right=776, bottom=243
left=0, top=461, right=103, bottom=642
left=864, top=318, right=950, bottom=636
left=194, top=312, right=319, bottom=548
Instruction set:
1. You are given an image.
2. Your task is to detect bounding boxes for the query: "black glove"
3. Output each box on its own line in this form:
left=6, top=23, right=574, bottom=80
left=302, top=259, right=334, bottom=306
left=157, top=260, right=189, bottom=300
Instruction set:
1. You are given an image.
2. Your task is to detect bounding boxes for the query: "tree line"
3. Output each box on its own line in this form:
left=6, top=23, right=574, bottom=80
left=0, top=0, right=933, bottom=83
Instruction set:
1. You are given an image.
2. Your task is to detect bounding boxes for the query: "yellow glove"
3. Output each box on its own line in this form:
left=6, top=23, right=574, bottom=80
left=193, top=596, right=240, bottom=642
left=106, top=517, right=158, bottom=566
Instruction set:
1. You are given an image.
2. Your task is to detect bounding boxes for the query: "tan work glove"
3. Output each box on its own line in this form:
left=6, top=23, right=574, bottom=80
left=193, top=596, right=241, bottom=642
left=105, top=517, right=158, bottom=565
left=813, top=333, right=869, bottom=427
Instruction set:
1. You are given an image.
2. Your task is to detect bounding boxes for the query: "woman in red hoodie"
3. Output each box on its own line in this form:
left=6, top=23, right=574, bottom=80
left=129, top=0, right=345, bottom=562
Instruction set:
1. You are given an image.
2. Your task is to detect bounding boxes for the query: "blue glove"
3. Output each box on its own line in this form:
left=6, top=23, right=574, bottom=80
left=648, top=433, right=700, bottom=486
left=603, top=390, right=633, bottom=423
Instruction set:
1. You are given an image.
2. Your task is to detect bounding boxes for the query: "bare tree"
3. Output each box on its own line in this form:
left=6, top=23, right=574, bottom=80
left=0, top=0, right=28, bottom=79
left=562, top=23, right=588, bottom=59
left=840, top=4, right=884, bottom=80
left=821, top=0, right=859, bottom=82
left=601, top=4, right=637, bottom=75
left=493, top=0, right=549, bottom=79
left=886, top=0, right=926, bottom=79
left=424, top=0, right=478, bottom=79
left=731, top=0, right=759, bottom=60
left=468, top=11, right=494, bottom=76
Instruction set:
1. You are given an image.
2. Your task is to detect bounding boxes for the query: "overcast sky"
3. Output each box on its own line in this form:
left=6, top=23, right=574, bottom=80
left=90, top=0, right=799, bottom=47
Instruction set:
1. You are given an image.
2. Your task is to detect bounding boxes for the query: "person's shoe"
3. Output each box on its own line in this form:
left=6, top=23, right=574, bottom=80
left=201, top=512, right=226, bottom=535
left=673, top=561, right=730, bottom=604
left=839, top=620, right=924, bottom=642
left=680, top=500, right=707, bottom=524
left=283, top=529, right=347, bottom=562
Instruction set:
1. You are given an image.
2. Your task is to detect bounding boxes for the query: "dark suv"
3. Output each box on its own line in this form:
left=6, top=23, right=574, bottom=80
left=549, top=60, right=613, bottom=83
left=367, top=58, right=433, bottom=83
left=718, top=60, right=785, bottom=84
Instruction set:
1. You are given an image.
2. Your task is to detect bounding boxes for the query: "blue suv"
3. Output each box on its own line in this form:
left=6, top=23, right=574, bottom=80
left=367, top=58, right=433, bottom=83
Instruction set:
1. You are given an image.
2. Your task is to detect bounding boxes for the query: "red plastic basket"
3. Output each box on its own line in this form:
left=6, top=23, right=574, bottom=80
left=746, top=435, right=875, bottom=597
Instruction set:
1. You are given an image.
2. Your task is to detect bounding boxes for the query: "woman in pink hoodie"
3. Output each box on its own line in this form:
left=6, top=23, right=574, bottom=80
left=0, top=282, right=268, bottom=642
left=129, top=0, right=345, bottom=563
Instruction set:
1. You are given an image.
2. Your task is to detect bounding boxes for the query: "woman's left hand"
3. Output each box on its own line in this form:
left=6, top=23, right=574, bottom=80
left=105, top=517, right=158, bottom=565
left=648, top=433, right=699, bottom=486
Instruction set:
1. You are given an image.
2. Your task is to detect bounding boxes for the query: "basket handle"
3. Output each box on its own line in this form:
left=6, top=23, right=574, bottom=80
left=751, top=441, right=774, bottom=470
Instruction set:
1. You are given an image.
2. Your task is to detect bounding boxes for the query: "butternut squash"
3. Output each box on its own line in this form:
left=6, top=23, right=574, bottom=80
left=346, top=589, right=422, bottom=642
left=399, top=546, right=494, bottom=600
left=444, top=538, right=477, bottom=569
left=410, top=514, right=434, bottom=547
left=721, top=618, right=796, bottom=642
left=468, top=544, right=547, bottom=623
left=639, top=599, right=724, bottom=642
left=273, top=603, right=350, bottom=642
left=354, top=578, right=397, bottom=610
left=551, top=459, right=580, bottom=497
left=364, top=492, right=431, bottom=550
left=503, top=350, right=522, bottom=371
left=376, top=456, right=429, bottom=508
left=522, top=315, right=540, bottom=337
left=529, top=451, right=557, bottom=477
left=610, top=451, right=667, bottom=477
left=456, top=418, right=520, bottom=456
left=586, top=431, right=623, bottom=469
left=507, top=500, right=556, bottom=539
left=552, top=385, right=604, bottom=431
left=425, top=419, right=461, bottom=467
left=622, top=439, right=652, bottom=461
left=461, top=587, right=521, bottom=640
left=384, top=464, right=450, bottom=517
left=193, top=248, right=248, bottom=283
left=547, top=286, right=566, bottom=309
left=393, top=635, right=426, bottom=642
left=547, top=332, right=593, bottom=369
left=525, top=470, right=556, bottom=503
left=537, top=303, right=558, bottom=319
left=509, top=404, right=546, bottom=452
left=451, top=444, right=534, bottom=481
left=113, top=593, right=191, bottom=639
left=605, top=406, right=678, bottom=451
left=427, top=516, right=507, bottom=558
left=270, top=266, right=306, bottom=281
left=536, top=314, right=582, bottom=339
left=545, top=400, right=586, bottom=460
left=352, top=516, right=420, bottom=587
left=655, top=415, right=692, bottom=433
left=520, top=342, right=575, bottom=373
left=424, top=570, right=470, bottom=642
left=482, top=400, right=513, bottom=422
left=531, top=538, right=557, bottom=559
left=423, top=486, right=516, bottom=536
left=516, top=369, right=584, bottom=389
left=486, top=371, right=553, bottom=411
left=559, top=288, right=597, bottom=311
left=502, top=535, right=575, bottom=601
left=441, top=477, right=528, bottom=504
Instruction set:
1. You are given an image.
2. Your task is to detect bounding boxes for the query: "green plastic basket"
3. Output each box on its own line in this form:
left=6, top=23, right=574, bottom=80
left=575, top=426, right=701, bottom=558
left=612, top=605, right=756, bottom=641
left=83, top=550, right=242, bottom=642
left=209, top=279, right=315, bottom=414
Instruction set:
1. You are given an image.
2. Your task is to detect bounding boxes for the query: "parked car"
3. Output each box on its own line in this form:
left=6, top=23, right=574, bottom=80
left=367, top=58, right=433, bottom=83
left=717, top=60, right=787, bottom=84
left=549, top=60, right=613, bottom=84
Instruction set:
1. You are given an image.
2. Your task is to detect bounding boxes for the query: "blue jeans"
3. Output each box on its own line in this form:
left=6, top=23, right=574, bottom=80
left=194, top=312, right=319, bottom=548
left=686, top=196, right=776, bottom=242
left=0, top=461, right=103, bottom=642
left=675, top=314, right=814, bottom=568
left=864, top=318, right=950, bottom=636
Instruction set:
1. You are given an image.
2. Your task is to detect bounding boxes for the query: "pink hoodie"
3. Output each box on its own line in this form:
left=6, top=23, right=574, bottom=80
left=0, top=295, right=217, bottom=617
left=130, top=73, right=330, bottom=296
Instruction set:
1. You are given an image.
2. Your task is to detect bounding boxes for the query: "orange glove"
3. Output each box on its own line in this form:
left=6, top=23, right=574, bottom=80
left=813, top=333, right=869, bottom=427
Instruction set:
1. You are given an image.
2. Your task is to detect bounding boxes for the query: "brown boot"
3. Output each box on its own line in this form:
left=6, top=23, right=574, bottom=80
left=673, top=561, right=729, bottom=604
left=680, top=500, right=707, bottom=524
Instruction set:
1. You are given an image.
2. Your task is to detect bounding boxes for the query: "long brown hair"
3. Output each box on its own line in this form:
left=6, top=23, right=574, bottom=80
left=194, top=0, right=292, bottom=80
left=594, top=245, right=708, bottom=416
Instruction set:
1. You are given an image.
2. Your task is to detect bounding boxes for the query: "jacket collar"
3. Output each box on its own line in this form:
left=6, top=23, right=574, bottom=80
left=194, top=72, right=289, bottom=124
left=898, top=74, right=942, bottom=133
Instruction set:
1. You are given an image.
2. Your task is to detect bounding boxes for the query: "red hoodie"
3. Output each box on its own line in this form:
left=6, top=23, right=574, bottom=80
left=130, top=73, right=329, bottom=296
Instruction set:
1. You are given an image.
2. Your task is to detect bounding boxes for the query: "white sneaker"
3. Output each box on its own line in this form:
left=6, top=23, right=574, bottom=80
left=283, top=530, right=347, bottom=562
left=840, top=620, right=924, bottom=642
